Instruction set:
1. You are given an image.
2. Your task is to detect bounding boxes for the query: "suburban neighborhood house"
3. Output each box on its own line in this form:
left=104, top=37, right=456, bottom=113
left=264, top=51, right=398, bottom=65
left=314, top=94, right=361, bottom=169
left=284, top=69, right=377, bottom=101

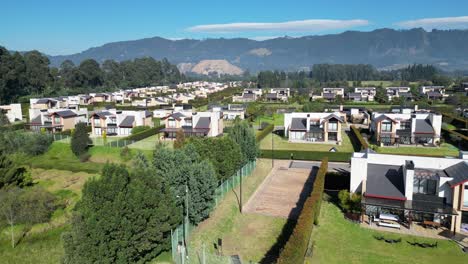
left=350, top=151, right=468, bottom=235
left=420, top=86, right=446, bottom=100
left=233, top=88, right=262, bottom=103
left=348, top=87, right=376, bottom=101
left=90, top=109, right=153, bottom=136
left=386, top=87, right=413, bottom=101
left=266, top=88, right=290, bottom=102
left=370, top=110, right=442, bottom=146
left=284, top=112, right=345, bottom=143
left=29, top=109, right=88, bottom=133
left=160, top=108, right=223, bottom=139
left=0, top=103, right=22, bottom=122
left=311, top=87, right=345, bottom=102
left=209, top=104, right=245, bottom=120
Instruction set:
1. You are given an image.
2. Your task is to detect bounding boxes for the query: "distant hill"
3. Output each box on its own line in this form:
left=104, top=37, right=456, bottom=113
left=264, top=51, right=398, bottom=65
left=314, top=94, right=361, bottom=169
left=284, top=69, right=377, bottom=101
left=48, top=28, right=468, bottom=73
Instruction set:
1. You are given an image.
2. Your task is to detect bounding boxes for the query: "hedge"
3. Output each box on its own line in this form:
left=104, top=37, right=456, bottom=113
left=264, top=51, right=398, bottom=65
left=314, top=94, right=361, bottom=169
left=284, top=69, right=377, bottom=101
left=256, top=123, right=274, bottom=142
left=350, top=125, right=369, bottom=151
left=260, top=149, right=351, bottom=162
left=442, top=112, right=468, bottom=129
left=442, top=127, right=468, bottom=150
left=277, top=158, right=328, bottom=264
left=0, top=122, right=25, bottom=132
left=123, top=125, right=164, bottom=142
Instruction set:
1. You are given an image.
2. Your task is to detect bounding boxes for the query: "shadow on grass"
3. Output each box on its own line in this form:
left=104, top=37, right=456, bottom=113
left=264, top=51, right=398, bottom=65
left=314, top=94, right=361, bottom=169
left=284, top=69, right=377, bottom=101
left=259, top=166, right=319, bottom=264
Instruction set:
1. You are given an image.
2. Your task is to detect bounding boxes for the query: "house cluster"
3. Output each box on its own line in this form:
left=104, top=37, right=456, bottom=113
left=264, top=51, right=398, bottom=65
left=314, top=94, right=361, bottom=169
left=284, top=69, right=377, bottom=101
left=233, top=88, right=291, bottom=103
left=0, top=103, right=22, bottom=123
left=350, top=150, right=468, bottom=235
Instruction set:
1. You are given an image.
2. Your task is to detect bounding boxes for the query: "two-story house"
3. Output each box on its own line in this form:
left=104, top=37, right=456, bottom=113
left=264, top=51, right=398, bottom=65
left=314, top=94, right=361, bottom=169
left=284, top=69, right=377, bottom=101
left=386, top=87, right=412, bottom=101
left=160, top=109, right=223, bottom=139
left=29, top=109, right=88, bottom=133
left=284, top=112, right=345, bottom=143
left=370, top=111, right=442, bottom=146
left=348, top=87, right=376, bottom=102
left=90, top=109, right=153, bottom=136
left=266, top=88, right=290, bottom=102
left=350, top=151, right=468, bottom=235
left=420, top=86, right=446, bottom=100
left=0, top=103, right=22, bottom=123
left=209, top=104, right=245, bottom=120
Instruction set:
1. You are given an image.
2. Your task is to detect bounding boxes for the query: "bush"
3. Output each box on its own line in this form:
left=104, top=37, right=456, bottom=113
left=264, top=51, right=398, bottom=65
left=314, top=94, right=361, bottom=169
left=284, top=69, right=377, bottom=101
left=256, top=123, right=274, bottom=142
left=0, top=131, right=53, bottom=156
left=277, top=158, right=328, bottom=264
left=260, top=149, right=351, bottom=162
left=120, top=146, right=131, bottom=161
left=350, top=125, right=369, bottom=151
left=123, top=125, right=164, bottom=142
left=131, top=126, right=151, bottom=135
left=79, top=153, right=91, bottom=162
left=338, top=190, right=362, bottom=213
left=71, top=123, right=91, bottom=157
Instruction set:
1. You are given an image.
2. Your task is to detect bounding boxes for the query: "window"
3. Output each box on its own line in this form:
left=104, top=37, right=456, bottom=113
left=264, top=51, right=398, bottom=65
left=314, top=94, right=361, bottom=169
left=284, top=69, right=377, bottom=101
left=381, top=121, right=392, bottom=132
left=109, top=117, right=116, bottom=124
left=328, top=122, right=338, bottom=131
left=413, top=178, right=437, bottom=195
left=94, top=118, right=101, bottom=126
left=400, top=121, right=411, bottom=130
left=54, top=116, right=60, bottom=124
left=168, top=119, right=176, bottom=128
left=464, top=185, right=468, bottom=207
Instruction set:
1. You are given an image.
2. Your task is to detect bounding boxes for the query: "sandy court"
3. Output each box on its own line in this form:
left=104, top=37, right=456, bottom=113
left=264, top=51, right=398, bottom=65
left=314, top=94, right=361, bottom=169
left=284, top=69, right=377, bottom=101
left=243, top=160, right=317, bottom=219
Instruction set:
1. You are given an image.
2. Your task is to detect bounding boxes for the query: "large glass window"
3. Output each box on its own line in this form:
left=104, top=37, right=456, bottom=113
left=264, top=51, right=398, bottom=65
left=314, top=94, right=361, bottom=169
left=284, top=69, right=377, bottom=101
left=328, top=122, right=338, bottom=131
left=54, top=116, right=60, bottom=124
left=413, top=178, right=437, bottom=195
left=168, top=119, right=176, bottom=128
left=400, top=121, right=411, bottom=130
left=381, top=121, right=392, bottom=132
left=464, top=185, right=468, bottom=207
left=94, top=118, right=100, bottom=126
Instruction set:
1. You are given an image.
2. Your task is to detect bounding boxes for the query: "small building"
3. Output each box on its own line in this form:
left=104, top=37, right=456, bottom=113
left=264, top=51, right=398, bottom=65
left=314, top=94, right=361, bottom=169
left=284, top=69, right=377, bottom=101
left=0, top=103, right=22, bottom=123
left=160, top=109, right=223, bottom=139
left=29, top=109, right=88, bottom=133
left=266, top=88, right=290, bottom=102
left=419, top=86, right=446, bottom=100
left=350, top=87, right=376, bottom=102
left=284, top=112, right=345, bottom=143
left=90, top=109, right=153, bottom=136
left=386, top=87, right=411, bottom=101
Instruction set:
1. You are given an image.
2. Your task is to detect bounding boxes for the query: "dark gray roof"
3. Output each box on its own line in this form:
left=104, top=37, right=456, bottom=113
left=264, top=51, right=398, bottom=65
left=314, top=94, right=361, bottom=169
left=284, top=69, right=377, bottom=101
left=323, top=113, right=344, bottom=123
left=323, top=93, right=336, bottom=99
left=144, top=110, right=152, bottom=117
left=414, top=119, right=434, bottom=134
left=445, top=162, right=468, bottom=187
left=427, top=91, right=442, bottom=97
left=164, top=112, right=186, bottom=120
left=399, top=92, right=413, bottom=98
left=93, top=111, right=114, bottom=118
left=36, top=98, right=55, bottom=104
left=266, top=93, right=278, bottom=99
left=52, top=110, right=77, bottom=118
left=366, top=164, right=405, bottom=200
left=242, top=93, right=256, bottom=99
left=119, top=116, right=135, bottom=128
left=373, top=114, right=397, bottom=123
left=348, top=93, right=361, bottom=98
left=195, top=117, right=211, bottom=129
left=290, top=118, right=307, bottom=131
left=30, top=115, right=42, bottom=124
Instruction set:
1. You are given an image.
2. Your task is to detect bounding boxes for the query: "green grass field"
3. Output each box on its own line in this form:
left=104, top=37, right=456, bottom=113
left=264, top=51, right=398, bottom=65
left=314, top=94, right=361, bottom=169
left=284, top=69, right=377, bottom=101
left=253, top=113, right=285, bottom=126
left=374, top=143, right=459, bottom=157
left=260, top=131, right=355, bottom=152
left=127, top=134, right=173, bottom=150
left=312, top=202, right=468, bottom=264
left=188, top=159, right=286, bottom=263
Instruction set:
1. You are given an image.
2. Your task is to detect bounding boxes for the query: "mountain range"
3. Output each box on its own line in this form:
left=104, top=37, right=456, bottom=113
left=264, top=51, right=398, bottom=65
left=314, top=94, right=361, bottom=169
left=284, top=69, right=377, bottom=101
left=47, top=28, right=468, bottom=74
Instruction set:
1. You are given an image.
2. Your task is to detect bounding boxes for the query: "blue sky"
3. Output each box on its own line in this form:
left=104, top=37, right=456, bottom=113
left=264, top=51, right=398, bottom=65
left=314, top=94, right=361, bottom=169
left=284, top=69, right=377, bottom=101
left=1, top=0, right=468, bottom=55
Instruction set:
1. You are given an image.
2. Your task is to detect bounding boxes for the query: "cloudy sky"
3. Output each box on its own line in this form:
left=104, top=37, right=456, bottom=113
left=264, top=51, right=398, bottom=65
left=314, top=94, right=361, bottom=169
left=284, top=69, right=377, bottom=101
left=1, top=0, right=468, bottom=55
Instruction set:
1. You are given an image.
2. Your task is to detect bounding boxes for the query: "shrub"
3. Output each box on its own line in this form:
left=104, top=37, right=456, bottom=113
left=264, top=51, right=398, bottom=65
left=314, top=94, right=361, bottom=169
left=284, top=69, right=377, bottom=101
left=338, top=189, right=361, bottom=213
left=71, top=123, right=91, bottom=157
left=123, top=125, right=164, bottom=142
left=277, top=158, right=328, bottom=264
left=131, top=126, right=150, bottom=134
left=120, top=146, right=131, bottom=161
left=350, top=125, right=369, bottom=151
left=79, top=153, right=91, bottom=162
left=256, top=123, right=274, bottom=142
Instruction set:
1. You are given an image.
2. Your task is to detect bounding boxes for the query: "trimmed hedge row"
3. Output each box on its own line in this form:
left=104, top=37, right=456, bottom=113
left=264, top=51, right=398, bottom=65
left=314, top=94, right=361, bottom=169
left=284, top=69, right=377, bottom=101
left=123, top=125, right=164, bottom=142
left=260, top=149, right=351, bottom=162
left=350, top=125, right=369, bottom=151
left=277, top=158, right=328, bottom=264
left=442, top=112, right=468, bottom=129
left=256, top=123, right=274, bottom=142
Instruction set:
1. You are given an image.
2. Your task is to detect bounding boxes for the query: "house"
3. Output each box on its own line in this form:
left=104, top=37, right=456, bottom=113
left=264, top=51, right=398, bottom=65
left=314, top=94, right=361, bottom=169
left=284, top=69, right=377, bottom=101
left=210, top=104, right=245, bottom=120
left=233, top=93, right=258, bottom=103
left=29, top=109, right=88, bottom=133
left=420, top=86, right=446, bottom=100
left=90, top=109, right=153, bottom=136
left=349, top=87, right=376, bottom=101
left=312, top=88, right=345, bottom=102
left=284, top=112, right=345, bottom=143
left=370, top=109, right=442, bottom=146
left=160, top=109, right=223, bottom=139
left=266, top=88, right=290, bottom=102
left=386, top=87, right=412, bottom=101
left=350, top=151, right=468, bottom=235
left=153, top=105, right=193, bottom=119
left=30, top=98, right=60, bottom=110
left=0, top=103, right=22, bottom=123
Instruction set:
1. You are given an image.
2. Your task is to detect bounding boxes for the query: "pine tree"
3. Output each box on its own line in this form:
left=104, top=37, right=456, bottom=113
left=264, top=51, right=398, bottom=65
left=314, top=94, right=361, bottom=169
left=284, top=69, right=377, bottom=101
left=70, top=122, right=91, bottom=157
left=229, top=120, right=258, bottom=165
left=173, top=128, right=185, bottom=149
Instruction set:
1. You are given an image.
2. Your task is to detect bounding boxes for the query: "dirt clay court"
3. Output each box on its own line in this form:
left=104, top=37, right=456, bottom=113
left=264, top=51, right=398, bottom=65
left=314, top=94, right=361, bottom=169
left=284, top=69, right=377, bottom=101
left=243, top=160, right=318, bottom=219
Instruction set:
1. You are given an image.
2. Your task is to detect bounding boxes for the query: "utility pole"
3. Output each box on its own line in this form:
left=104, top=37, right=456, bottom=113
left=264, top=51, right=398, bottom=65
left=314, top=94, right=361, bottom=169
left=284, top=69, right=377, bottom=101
left=184, top=184, right=189, bottom=254
left=240, top=166, right=243, bottom=213
left=271, top=114, right=274, bottom=168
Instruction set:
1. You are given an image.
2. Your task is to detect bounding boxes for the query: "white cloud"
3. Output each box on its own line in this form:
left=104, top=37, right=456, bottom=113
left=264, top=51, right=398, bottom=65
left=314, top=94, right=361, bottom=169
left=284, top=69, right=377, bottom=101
left=187, top=19, right=369, bottom=33
left=396, top=16, right=468, bottom=29
left=249, top=36, right=283, bottom=41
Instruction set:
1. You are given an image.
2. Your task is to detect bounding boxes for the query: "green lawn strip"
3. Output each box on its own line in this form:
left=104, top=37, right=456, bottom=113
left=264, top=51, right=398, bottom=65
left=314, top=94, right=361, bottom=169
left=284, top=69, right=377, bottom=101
left=374, top=143, right=459, bottom=157
left=127, top=134, right=173, bottom=150
left=260, top=132, right=354, bottom=152
left=188, top=159, right=285, bottom=263
left=312, top=202, right=468, bottom=264
left=253, top=113, right=285, bottom=126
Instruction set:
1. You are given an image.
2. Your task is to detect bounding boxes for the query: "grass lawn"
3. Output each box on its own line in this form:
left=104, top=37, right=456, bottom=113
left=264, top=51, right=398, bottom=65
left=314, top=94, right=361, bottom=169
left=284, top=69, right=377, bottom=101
left=253, top=113, right=284, bottom=126
left=312, top=202, right=468, bottom=264
left=260, top=131, right=355, bottom=152
left=374, top=143, right=459, bottom=157
left=127, top=134, right=173, bottom=150
left=188, top=159, right=286, bottom=263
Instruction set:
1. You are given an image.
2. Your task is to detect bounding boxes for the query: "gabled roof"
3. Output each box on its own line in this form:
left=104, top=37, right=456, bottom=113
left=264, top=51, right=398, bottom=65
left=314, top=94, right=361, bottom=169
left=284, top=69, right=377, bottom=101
left=119, top=116, right=135, bottom=128
left=445, top=162, right=468, bottom=187
left=323, top=113, right=344, bottom=123
left=365, top=164, right=406, bottom=200
left=290, top=118, right=307, bottom=131
left=36, top=98, right=56, bottom=104
left=30, top=115, right=42, bottom=124
left=194, top=117, right=211, bottom=129
left=144, top=110, right=152, bottom=118
left=92, top=111, right=114, bottom=118
left=414, top=119, right=434, bottom=134
left=373, top=114, right=397, bottom=123
left=51, top=110, right=77, bottom=118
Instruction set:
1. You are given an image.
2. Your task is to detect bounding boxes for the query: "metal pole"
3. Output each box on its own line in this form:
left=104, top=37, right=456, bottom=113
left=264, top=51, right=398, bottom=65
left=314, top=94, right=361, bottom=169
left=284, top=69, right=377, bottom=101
left=271, top=115, right=274, bottom=168
left=184, top=184, right=189, bottom=255
left=240, top=165, right=243, bottom=213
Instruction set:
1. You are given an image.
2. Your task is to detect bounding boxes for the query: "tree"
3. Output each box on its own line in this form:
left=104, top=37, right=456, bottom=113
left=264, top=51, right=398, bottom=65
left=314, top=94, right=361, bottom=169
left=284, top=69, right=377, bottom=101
left=173, top=128, right=186, bottom=149
left=78, top=59, right=103, bottom=87
left=228, top=120, right=258, bottom=165
left=0, top=187, right=56, bottom=248
left=0, top=110, right=10, bottom=126
left=63, top=164, right=180, bottom=263
left=152, top=145, right=217, bottom=224
left=0, top=149, right=30, bottom=189
left=23, top=51, right=51, bottom=94
left=70, top=122, right=91, bottom=157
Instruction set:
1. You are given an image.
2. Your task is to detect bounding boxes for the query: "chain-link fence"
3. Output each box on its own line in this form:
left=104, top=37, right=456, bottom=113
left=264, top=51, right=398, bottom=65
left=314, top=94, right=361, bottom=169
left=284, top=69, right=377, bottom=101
left=170, top=160, right=256, bottom=264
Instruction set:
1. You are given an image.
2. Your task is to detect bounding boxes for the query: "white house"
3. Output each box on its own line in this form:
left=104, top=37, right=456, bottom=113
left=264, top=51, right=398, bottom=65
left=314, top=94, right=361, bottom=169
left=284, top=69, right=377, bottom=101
left=90, top=109, right=153, bottom=136
left=348, top=87, right=376, bottom=102
left=284, top=112, right=345, bottom=143
left=0, top=103, right=22, bottom=123
left=312, top=88, right=345, bottom=102
left=160, top=108, right=223, bottom=139
left=266, top=88, right=290, bottom=102
left=350, top=151, right=468, bottom=234
left=420, top=86, right=446, bottom=100
left=386, top=87, right=412, bottom=101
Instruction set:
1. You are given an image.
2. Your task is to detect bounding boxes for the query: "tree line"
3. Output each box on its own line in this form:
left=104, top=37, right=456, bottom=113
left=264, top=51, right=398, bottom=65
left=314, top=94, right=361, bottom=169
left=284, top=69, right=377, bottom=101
left=0, top=46, right=184, bottom=104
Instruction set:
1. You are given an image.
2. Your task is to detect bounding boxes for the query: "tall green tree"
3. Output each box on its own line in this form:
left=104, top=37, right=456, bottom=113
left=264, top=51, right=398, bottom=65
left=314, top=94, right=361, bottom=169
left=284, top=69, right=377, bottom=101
left=78, top=59, right=103, bottom=87
left=228, top=120, right=258, bottom=165
left=63, top=164, right=180, bottom=263
left=23, top=50, right=51, bottom=94
left=70, top=122, right=91, bottom=157
left=0, top=149, right=30, bottom=189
